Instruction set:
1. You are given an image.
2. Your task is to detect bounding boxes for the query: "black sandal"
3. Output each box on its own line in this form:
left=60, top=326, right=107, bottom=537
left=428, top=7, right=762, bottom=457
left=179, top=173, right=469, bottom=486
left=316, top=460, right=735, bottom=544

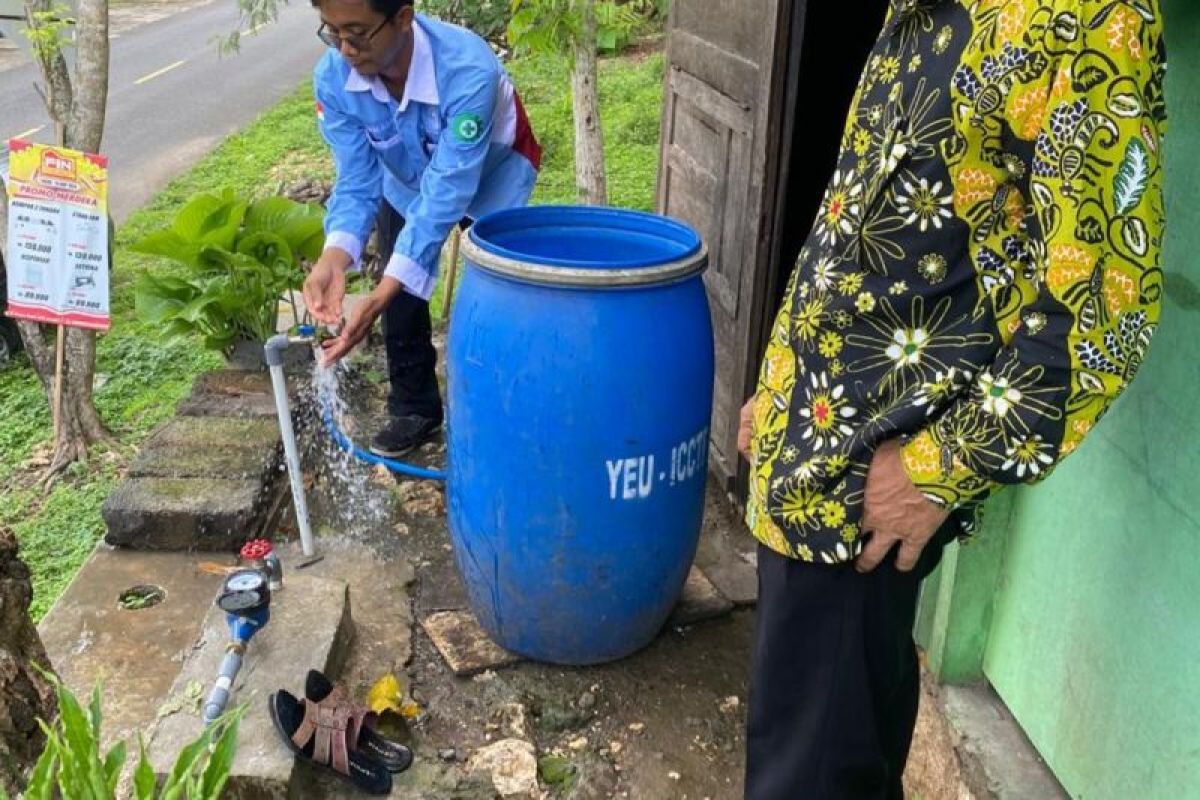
left=305, top=669, right=415, bottom=773
left=268, top=690, right=393, bottom=795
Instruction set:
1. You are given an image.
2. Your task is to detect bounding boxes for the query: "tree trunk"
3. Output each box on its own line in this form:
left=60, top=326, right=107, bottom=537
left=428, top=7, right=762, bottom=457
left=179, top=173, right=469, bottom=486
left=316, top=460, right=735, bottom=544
left=0, top=529, right=56, bottom=797
left=1, top=0, right=114, bottom=480
left=571, top=0, right=607, bottom=206
left=71, top=0, right=110, bottom=154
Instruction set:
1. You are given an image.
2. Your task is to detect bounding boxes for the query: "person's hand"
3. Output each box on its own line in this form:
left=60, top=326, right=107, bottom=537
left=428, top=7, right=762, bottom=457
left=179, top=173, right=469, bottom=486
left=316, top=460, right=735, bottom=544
left=304, top=249, right=351, bottom=326
left=737, top=397, right=754, bottom=462
left=319, top=278, right=403, bottom=365
left=857, top=438, right=950, bottom=573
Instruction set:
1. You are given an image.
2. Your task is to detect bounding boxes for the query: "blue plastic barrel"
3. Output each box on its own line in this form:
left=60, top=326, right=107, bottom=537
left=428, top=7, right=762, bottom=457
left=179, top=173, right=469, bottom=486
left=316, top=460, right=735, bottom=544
left=447, top=206, right=714, bottom=665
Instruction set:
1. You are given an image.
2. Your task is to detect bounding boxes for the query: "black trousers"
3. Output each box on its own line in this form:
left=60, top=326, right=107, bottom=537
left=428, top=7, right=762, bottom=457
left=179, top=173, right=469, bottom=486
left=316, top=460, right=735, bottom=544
left=745, top=527, right=954, bottom=800
left=375, top=202, right=443, bottom=422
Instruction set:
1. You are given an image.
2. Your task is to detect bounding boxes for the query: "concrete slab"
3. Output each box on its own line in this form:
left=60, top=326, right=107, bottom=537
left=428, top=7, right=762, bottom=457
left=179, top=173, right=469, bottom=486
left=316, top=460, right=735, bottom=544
left=905, top=674, right=1068, bottom=800
left=38, top=547, right=224, bottom=751
left=37, top=537, right=417, bottom=799
left=176, top=393, right=280, bottom=420
left=669, top=567, right=735, bottom=628
left=423, top=611, right=521, bottom=677
left=102, top=477, right=266, bottom=550
left=148, top=575, right=353, bottom=800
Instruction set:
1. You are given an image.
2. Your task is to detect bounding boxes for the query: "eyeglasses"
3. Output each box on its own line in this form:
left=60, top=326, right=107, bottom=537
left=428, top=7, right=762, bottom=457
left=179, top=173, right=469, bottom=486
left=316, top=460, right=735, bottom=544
left=316, top=15, right=393, bottom=51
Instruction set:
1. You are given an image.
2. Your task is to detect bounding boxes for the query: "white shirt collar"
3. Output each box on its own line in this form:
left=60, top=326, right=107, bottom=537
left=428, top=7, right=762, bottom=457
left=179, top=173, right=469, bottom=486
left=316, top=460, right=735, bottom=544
left=343, top=18, right=439, bottom=111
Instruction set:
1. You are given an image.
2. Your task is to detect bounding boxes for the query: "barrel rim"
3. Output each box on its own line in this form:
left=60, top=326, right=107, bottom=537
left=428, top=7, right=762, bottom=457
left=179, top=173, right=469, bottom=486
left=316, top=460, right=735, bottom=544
left=463, top=206, right=709, bottom=288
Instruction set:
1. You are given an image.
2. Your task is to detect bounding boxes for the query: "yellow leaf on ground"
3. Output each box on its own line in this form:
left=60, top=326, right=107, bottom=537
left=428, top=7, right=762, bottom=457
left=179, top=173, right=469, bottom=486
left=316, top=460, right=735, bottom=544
left=366, top=674, right=405, bottom=715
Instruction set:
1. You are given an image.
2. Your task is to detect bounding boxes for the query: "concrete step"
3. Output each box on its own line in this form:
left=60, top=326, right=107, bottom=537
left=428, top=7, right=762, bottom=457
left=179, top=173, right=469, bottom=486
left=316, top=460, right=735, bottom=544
left=148, top=574, right=353, bottom=800
left=103, top=412, right=286, bottom=550
left=129, top=441, right=280, bottom=482
left=144, top=416, right=282, bottom=451
left=177, top=369, right=281, bottom=420
left=103, top=477, right=271, bottom=550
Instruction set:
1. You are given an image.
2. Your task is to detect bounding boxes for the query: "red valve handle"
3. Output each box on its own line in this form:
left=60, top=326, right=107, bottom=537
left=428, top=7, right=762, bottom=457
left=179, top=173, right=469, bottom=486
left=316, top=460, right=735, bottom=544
left=240, top=539, right=274, bottom=560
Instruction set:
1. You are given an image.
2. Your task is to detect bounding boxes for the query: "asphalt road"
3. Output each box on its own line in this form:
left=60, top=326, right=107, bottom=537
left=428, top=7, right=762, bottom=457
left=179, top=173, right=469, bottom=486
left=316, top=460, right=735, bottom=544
left=1, top=0, right=325, bottom=221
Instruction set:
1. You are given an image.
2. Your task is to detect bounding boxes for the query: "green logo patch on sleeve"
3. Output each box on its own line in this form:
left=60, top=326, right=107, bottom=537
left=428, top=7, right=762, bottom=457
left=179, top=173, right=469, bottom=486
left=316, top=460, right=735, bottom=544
left=451, top=113, right=484, bottom=143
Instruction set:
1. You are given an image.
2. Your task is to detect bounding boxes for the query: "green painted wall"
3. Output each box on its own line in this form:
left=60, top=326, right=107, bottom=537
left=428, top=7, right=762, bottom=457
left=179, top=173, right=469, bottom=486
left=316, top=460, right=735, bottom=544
left=976, top=2, right=1200, bottom=798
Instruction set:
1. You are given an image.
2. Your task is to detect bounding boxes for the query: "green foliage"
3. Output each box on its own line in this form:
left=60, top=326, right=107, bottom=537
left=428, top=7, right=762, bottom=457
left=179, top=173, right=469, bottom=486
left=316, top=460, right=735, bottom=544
left=0, top=474, right=115, bottom=621
left=25, top=669, right=244, bottom=800
left=419, top=0, right=511, bottom=47
left=131, top=191, right=324, bottom=353
left=508, top=0, right=659, bottom=56
left=21, top=4, right=74, bottom=63
left=538, top=754, right=577, bottom=790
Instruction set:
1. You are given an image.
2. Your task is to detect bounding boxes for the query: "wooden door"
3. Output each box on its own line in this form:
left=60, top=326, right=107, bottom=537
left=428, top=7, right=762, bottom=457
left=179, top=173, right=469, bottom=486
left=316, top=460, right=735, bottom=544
left=656, top=0, right=797, bottom=492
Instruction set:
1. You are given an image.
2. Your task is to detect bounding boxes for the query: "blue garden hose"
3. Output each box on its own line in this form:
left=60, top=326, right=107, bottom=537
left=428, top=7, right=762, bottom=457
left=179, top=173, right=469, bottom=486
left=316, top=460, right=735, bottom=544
left=322, top=409, right=447, bottom=482
left=265, top=332, right=448, bottom=484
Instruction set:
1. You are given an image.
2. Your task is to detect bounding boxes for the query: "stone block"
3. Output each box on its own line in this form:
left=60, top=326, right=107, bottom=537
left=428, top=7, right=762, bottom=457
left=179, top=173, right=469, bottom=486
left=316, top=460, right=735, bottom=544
left=177, top=370, right=290, bottom=420
left=148, top=575, right=353, bottom=800
left=697, top=555, right=757, bottom=607
left=177, top=392, right=279, bottom=420
left=145, top=416, right=281, bottom=452
left=102, top=478, right=265, bottom=550
left=192, top=370, right=275, bottom=397
left=129, top=444, right=280, bottom=482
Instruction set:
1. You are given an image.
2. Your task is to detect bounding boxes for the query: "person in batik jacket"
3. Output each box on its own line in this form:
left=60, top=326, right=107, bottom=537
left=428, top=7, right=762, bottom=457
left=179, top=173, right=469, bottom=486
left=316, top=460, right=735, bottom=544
left=738, top=2, right=1167, bottom=797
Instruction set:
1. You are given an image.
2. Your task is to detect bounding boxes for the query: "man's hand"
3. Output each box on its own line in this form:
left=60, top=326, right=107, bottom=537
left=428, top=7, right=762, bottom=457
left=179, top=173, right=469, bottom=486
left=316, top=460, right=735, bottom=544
left=857, top=438, right=950, bottom=573
left=737, top=398, right=754, bottom=462
left=319, top=278, right=404, bottom=365
left=304, top=249, right=352, bottom=326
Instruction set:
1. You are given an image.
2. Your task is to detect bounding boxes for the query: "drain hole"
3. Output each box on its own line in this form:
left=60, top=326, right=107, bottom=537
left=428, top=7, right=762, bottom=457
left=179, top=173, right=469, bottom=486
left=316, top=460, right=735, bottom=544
left=118, top=585, right=166, bottom=611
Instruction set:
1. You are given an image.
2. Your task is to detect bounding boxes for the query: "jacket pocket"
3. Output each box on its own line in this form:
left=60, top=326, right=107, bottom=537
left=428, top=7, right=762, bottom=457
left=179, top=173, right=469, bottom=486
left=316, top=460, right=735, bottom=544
left=365, top=121, right=402, bottom=151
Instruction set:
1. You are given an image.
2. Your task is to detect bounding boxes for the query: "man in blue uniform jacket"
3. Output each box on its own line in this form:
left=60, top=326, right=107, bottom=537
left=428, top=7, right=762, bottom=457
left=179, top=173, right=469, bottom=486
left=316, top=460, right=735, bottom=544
left=304, top=0, right=541, bottom=456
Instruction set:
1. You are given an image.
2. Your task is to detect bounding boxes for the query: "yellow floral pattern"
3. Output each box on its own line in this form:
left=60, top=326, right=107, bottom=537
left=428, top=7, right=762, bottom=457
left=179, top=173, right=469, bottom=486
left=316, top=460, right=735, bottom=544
left=748, top=0, right=1167, bottom=562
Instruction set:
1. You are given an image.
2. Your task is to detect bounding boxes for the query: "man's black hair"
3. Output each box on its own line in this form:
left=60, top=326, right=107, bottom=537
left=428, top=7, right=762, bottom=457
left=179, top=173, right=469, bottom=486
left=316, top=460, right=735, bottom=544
left=310, top=0, right=415, bottom=15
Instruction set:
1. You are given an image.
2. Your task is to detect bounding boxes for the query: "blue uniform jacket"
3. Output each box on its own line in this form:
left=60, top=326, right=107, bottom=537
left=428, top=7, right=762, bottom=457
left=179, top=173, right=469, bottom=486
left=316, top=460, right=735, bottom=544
left=315, top=14, right=540, bottom=299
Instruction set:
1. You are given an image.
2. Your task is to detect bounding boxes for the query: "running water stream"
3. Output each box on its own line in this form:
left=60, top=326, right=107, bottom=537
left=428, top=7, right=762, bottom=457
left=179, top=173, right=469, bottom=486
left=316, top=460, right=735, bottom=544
left=304, top=358, right=395, bottom=538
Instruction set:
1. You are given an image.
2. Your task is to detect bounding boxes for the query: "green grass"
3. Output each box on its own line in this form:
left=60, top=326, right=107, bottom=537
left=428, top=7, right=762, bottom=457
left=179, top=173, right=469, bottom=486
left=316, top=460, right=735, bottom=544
left=511, top=49, right=665, bottom=210
left=0, top=48, right=665, bottom=621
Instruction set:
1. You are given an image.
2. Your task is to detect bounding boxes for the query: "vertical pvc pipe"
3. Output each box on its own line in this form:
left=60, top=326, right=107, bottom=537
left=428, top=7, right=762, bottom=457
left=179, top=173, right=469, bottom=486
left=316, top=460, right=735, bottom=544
left=269, top=362, right=315, bottom=557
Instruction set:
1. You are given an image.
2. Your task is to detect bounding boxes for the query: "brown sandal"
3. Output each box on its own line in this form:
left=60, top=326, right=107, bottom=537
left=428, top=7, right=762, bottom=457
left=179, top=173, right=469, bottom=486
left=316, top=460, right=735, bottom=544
left=268, top=690, right=392, bottom=795
left=305, top=669, right=414, bottom=773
